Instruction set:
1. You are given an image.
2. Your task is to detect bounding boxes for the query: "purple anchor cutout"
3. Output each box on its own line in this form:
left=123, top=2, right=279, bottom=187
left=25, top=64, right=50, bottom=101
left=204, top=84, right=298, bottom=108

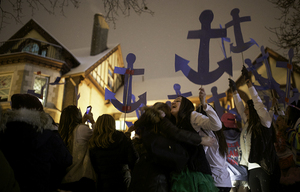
left=207, top=86, right=226, bottom=119
left=289, top=88, right=300, bottom=105
left=168, top=84, right=192, bottom=99
left=175, top=9, right=232, bottom=85
left=225, top=8, right=258, bottom=53
left=219, top=24, right=230, bottom=59
left=255, top=46, right=286, bottom=104
left=125, top=94, right=145, bottom=128
left=49, top=77, right=64, bottom=85
left=105, top=53, right=147, bottom=113
left=244, top=58, right=269, bottom=91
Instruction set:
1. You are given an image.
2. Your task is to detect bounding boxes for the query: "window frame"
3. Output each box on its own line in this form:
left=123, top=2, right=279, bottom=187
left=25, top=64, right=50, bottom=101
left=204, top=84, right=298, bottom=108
left=33, top=74, right=49, bottom=106
left=22, top=42, right=40, bottom=55
left=0, top=73, right=13, bottom=102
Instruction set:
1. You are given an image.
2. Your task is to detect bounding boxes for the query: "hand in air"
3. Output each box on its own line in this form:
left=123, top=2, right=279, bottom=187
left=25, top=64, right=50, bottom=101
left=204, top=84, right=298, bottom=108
left=83, top=112, right=95, bottom=124
left=228, top=78, right=237, bottom=92
left=199, top=87, right=206, bottom=106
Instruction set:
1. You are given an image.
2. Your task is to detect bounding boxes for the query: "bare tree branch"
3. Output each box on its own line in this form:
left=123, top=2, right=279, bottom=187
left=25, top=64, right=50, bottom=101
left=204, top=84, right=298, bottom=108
left=102, top=0, right=154, bottom=29
left=0, top=0, right=153, bottom=33
left=268, top=0, right=300, bottom=63
left=0, top=0, right=80, bottom=33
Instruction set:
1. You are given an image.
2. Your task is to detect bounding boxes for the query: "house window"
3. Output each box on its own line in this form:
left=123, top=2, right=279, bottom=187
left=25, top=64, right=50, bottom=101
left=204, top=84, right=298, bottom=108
left=41, top=49, right=47, bottom=57
left=33, top=75, right=49, bottom=106
left=22, top=43, right=39, bottom=55
left=115, top=120, right=126, bottom=131
left=0, top=74, right=13, bottom=102
left=40, top=45, right=48, bottom=57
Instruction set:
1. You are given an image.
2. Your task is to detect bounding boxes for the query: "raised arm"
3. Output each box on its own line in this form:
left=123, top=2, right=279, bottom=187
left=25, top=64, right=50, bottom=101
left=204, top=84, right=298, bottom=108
left=229, top=78, right=248, bottom=124
left=191, top=87, right=222, bottom=132
left=248, top=86, right=272, bottom=128
left=242, top=66, right=272, bottom=128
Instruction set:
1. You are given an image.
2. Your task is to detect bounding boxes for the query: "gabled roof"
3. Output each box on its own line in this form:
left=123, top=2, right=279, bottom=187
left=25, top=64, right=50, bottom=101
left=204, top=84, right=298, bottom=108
left=1, top=19, right=80, bottom=72
left=252, top=47, right=288, bottom=65
left=63, top=44, right=121, bottom=77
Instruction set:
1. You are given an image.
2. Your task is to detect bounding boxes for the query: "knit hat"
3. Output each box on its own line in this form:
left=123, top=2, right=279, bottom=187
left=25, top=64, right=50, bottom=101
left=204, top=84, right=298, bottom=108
left=11, top=94, right=43, bottom=111
left=221, top=112, right=238, bottom=128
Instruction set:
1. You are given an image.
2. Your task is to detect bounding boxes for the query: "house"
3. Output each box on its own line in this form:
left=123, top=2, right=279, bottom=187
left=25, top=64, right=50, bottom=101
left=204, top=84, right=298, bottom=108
left=0, top=14, right=125, bottom=125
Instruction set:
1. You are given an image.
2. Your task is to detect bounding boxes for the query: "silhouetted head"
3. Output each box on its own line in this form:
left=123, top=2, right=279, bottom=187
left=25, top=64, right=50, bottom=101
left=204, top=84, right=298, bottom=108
left=11, top=94, right=43, bottom=111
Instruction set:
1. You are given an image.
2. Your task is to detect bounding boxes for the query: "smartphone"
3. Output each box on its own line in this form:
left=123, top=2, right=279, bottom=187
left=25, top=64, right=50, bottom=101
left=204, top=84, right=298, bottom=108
left=86, top=106, right=92, bottom=114
left=86, top=106, right=92, bottom=123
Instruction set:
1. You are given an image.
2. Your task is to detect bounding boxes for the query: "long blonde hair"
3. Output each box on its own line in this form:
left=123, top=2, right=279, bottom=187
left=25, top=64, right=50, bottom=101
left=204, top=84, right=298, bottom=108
left=89, top=114, right=116, bottom=148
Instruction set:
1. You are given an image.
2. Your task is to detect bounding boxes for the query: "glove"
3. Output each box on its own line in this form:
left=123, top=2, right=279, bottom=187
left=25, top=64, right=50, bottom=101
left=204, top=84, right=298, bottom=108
left=241, top=65, right=250, bottom=81
left=228, top=78, right=237, bottom=92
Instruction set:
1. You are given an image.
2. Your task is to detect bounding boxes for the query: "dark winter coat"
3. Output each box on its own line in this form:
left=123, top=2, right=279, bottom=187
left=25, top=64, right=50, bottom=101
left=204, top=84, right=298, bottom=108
left=249, top=124, right=278, bottom=175
left=128, top=136, right=170, bottom=192
left=249, top=123, right=281, bottom=192
left=89, top=131, right=139, bottom=192
left=128, top=110, right=203, bottom=192
left=0, top=108, right=72, bottom=192
left=0, top=149, right=20, bottom=192
left=177, top=117, right=212, bottom=175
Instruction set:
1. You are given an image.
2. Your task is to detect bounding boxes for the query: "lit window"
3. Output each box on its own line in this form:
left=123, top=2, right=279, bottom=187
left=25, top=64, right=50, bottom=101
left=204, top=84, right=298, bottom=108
left=0, top=74, right=13, bottom=102
left=33, top=75, right=49, bottom=106
left=41, top=50, right=47, bottom=57
left=115, top=120, right=126, bottom=131
left=22, top=43, right=39, bottom=55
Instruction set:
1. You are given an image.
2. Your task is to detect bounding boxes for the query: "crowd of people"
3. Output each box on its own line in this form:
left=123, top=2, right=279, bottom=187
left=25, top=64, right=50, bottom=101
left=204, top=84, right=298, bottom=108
left=0, top=66, right=300, bottom=192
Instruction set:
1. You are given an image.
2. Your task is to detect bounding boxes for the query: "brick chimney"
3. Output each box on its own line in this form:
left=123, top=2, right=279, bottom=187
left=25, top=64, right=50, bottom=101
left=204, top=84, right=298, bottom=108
left=90, top=14, right=109, bottom=56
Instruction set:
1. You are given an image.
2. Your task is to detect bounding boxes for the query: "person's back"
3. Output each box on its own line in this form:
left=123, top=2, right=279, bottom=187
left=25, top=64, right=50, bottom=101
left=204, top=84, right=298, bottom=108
left=90, top=131, right=136, bottom=191
left=89, top=114, right=138, bottom=192
left=0, top=106, right=20, bottom=192
left=0, top=94, right=72, bottom=192
left=59, top=105, right=96, bottom=192
left=128, top=125, right=171, bottom=192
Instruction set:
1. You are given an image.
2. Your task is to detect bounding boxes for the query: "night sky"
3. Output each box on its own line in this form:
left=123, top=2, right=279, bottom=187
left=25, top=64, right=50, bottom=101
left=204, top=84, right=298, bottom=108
left=0, top=0, right=285, bottom=101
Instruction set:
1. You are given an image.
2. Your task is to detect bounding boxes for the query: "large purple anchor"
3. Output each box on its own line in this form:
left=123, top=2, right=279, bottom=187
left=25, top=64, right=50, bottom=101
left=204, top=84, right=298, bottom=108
left=105, top=53, right=146, bottom=113
left=225, top=8, right=258, bottom=53
left=175, top=9, right=232, bottom=85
